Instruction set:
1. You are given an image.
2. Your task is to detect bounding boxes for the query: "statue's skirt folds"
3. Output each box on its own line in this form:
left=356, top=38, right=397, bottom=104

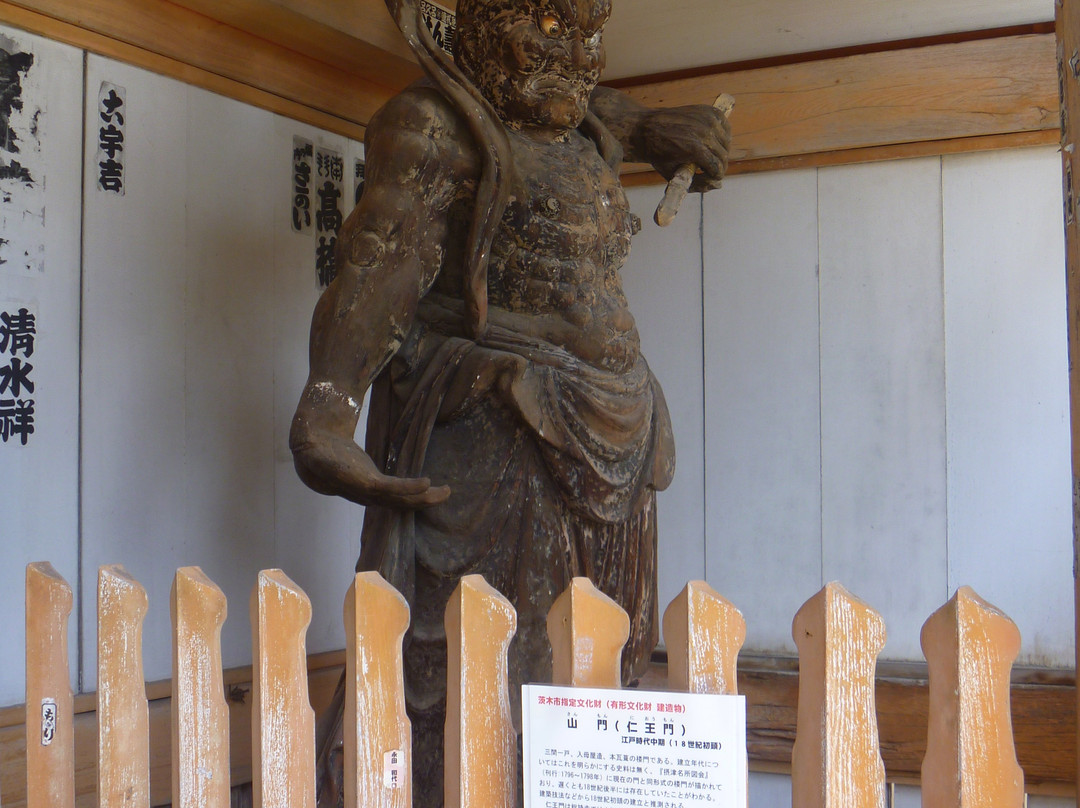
left=346, top=301, right=673, bottom=804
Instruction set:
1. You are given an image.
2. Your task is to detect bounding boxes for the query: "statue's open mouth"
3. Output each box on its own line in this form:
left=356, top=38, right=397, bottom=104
left=529, top=74, right=590, bottom=96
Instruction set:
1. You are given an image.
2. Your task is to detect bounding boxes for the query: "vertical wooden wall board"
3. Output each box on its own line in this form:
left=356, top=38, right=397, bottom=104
left=1064, top=0, right=1080, bottom=790
left=621, top=189, right=706, bottom=627
left=79, top=56, right=191, bottom=691
left=178, top=83, right=278, bottom=672
left=941, top=147, right=1072, bottom=668
left=0, top=26, right=83, bottom=706
left=270, top=115, right=365, bottom=658
left=701, top=170, right=822, bottom=656
left=818, top=158, right=948, bottom=661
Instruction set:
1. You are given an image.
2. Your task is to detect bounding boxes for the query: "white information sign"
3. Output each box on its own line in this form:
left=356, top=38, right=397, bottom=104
left=522, top=684, right=747, bottom=808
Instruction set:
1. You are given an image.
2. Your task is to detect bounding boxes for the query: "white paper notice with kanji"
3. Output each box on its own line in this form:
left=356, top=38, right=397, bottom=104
left=522, top=684, right=747, bottom=808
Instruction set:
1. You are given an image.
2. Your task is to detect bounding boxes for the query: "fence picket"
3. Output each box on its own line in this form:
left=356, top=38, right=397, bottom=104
left=251, top=569, right=315, bottom=808
left=663, top=580, right=746, bottom=695
left=444, top=574, right=517, bottom=808
left=97, top=565, right=150, bottom=808
left=920, top=586, right=1024, bottom=807
left=791, top=582, right=887, bottom=808
left=547, top=578, right=629, bottom=688
left=171, top=566, right=230, bottom=808
left=24, top=562, right=75, bottom=808
left=343, top=572, right=411, bottom=808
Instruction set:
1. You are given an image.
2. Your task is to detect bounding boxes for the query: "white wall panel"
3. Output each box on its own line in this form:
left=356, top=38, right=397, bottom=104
left=81, top=56, right=365, bottom=688
left=818, top=158, right=948, bottom=660
left=942, top=147, right=1072, bottom=667
left=0, top=26, right=84, bottom=705
left=622, top=189, right=706, bottom=626
left=703, top=170, right=822, bottom=655
left=81, top=58, right=195, bottom=688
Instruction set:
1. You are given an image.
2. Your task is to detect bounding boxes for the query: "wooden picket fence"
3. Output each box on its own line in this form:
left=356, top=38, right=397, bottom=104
left=21, top=561, right=1025, bottom=807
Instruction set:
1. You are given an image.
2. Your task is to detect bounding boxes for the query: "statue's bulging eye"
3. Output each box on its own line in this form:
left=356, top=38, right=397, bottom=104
left=538, top=15, right=563, bottom=37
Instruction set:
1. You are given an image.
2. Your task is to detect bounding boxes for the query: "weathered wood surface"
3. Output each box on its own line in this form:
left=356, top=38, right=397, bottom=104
left=97, top=565, right=149, bottom=808
left=791, top=583, right=887, bottom=808
left=624, top=34, right=1059, bottom=163
left=343, top=572, right=411, bottom=808
left=547, top=578, right=630, bottom=689
left=921, top=587, right=1024, bottom=807
left=0, top=0, right=374, bottom=140
left=444, top=575, right=517, bottom=808
left=250, top=570, right=315, bottom=808
left=0, top=2, right=1057, bottom=165
left=24, top=562, right=74, bottom=808
left=663, top=580, right=745, bottom=695
left=1058, top=0, right=1080, bottom=790
left=171, top=567, right=230, bottom=808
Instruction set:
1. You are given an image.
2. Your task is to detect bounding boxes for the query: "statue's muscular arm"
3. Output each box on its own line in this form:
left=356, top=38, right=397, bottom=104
left=290, top=87, right=476, bottom=509
left=588, top=86, right=731, bottom=191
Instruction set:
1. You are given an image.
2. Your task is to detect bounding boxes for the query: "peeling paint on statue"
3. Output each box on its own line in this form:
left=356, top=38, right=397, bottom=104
left=290, top=2, right=731, bottom=805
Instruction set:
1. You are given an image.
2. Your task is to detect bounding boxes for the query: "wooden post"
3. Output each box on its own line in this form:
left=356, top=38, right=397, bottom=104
left=546, top=577, right=629, bottom=688
left=1060, top=0, right=1080, bottom=792
left=97, top=565, right=150, bottom=808
left=791, top=582, right=887, bottom=808
left=663, top=581, right=748, bottom=807
left=663, top=580, right=746, bottom=695
left=24, top=562, right=75, bottom=808
left=920, top=586, right=1024, bottom=807
left=444, top=574, right=517, bottom=808
left=343, top=572, right=411, bottom=808
left=250, top=569, right=315, bottom=808
left=171, top=566, right=230, bottom=808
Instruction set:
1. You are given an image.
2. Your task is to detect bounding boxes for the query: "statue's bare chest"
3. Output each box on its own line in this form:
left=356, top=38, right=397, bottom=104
left=485, top=131, right=638, bottom=316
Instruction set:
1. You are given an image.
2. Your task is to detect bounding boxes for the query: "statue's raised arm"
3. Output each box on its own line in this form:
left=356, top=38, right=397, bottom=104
left=589, top=84, right=732, bottom=192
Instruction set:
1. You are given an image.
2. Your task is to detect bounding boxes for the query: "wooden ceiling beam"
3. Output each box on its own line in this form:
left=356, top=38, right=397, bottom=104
left=0, top=0, right=406, bottom=133
left=0, top=4, right=1059, bottom=168
left=618, top=33, right=1059, bottom=165
left=165, top=0, right=422, bottom=90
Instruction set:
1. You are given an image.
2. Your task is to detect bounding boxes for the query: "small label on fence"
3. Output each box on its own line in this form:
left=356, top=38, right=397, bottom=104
left=383, top=749, right=406, bottom=789
left=522, top=684, right=746, bottom=808
left=40, top=698, right=57, bottom=746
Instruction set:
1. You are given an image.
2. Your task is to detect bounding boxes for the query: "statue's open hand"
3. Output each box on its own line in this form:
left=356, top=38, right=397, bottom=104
left=636, top=104, right=731, bottom=192
left=292, top=432, right=451, bottom=510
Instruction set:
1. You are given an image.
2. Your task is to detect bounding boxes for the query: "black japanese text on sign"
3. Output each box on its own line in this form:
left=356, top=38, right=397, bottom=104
left=0, top=307, right=36, bottom=445
left=419, top=0, right=456, bottom=56
left=97, top=82, right=126, bottom=195
left=292, top=137, right=314, bottom=234
left=314, top=147, right=344, bottom=288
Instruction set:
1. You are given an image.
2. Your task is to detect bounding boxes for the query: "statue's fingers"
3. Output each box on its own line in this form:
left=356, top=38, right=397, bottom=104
left=369, top=474, right=452, bottom=508
left=690, top=174, right=725, bottom=193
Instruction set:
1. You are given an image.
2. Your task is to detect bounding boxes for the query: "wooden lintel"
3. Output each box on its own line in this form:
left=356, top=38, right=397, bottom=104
left=0, top=0, right=388, bottom=137
left=620, top=33, right=1059, bottom=164
left=0, top=7, right=1060, bottom=171
left=166, top=0, right=423, bottom=91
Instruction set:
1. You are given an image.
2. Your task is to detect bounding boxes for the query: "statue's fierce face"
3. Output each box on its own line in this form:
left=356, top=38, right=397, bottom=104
left=456, top=0, right=611, bottom=135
